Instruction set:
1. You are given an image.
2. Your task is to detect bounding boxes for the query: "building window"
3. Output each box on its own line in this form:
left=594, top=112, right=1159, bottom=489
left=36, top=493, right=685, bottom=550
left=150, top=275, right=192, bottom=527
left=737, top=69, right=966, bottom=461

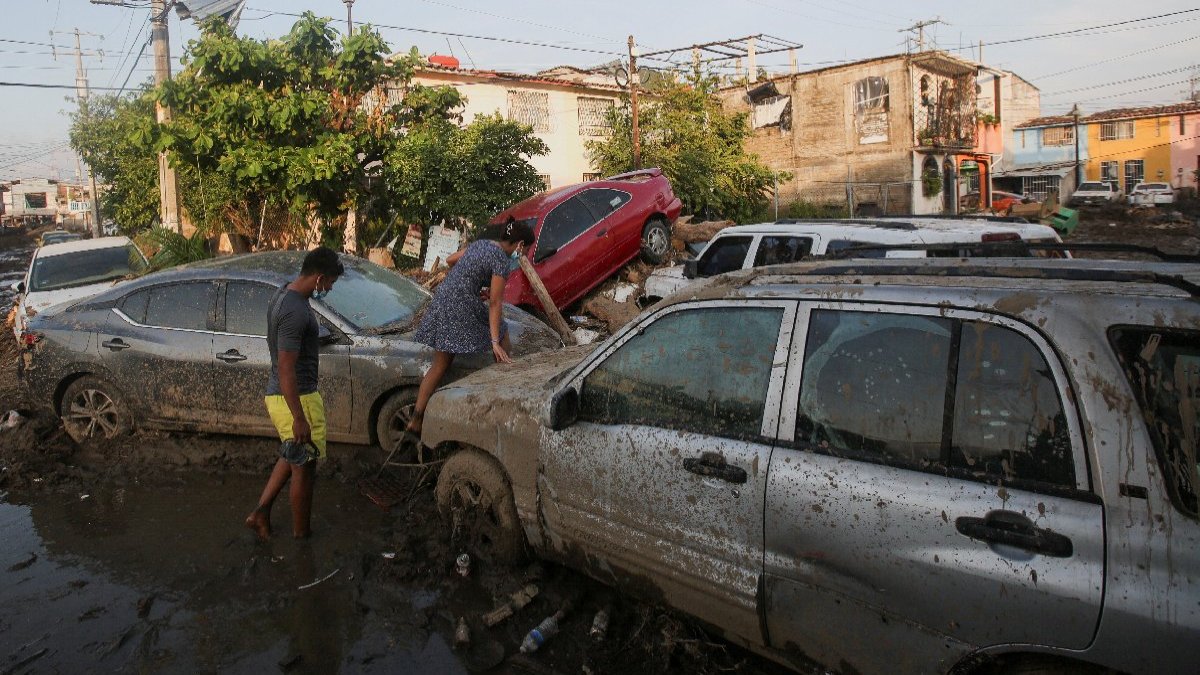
left=1100, top=120, right=1134, bottom=141
left=507, top=90, right=551, bottom=133
left=582, top=172, right=601, bottom=182
left=1100, top=161, right=1119, bottom=189
left=853, top=76, right=889, bottom=144
left=24, top=193, right=48, bottom=209
left=577, top=97, right=614, bottom=137
left=538, top=174, right=552, bottom=191
left=1021, top=175, right=1061, bottom=201
left=1041, top=126, right=1074, bottom=147
left=1123, top=159, right=1144, bottom=193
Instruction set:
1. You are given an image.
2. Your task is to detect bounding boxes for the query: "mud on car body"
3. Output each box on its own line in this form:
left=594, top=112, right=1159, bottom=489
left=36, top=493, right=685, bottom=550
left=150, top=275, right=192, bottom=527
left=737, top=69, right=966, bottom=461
left=19, top=251, right=561, bottom=450
left=422, top=257, right=1200, bottom=674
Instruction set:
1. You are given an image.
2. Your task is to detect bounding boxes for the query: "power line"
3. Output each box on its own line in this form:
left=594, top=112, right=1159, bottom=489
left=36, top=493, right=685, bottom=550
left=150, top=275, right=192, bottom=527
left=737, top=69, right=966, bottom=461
left=1068, top=80, right=1192, bottom=105
left=1031, top=34, right=1200, bottom=80
left=414, top=0, right=625, bottom=46
left=947, top=9, right=1200, bottom=51
left=1041, top=66, right=1194, bottom=96
left=0, top=81, right=134, bottom=91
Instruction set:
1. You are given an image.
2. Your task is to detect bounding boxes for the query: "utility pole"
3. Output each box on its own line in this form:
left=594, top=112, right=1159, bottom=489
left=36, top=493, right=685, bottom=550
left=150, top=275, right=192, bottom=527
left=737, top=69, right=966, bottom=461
left=151, top=0, right=182, bottom=234
left=343, top=0, right=358, bottom=254
left=629, top=35, right=640, bottom=170
left=68, top=29, right=104, bottom=237
left=344, top=0, right=354, bottom=34
left=748, top=36, right=757, bottom=83
left=899, top=18, right=946, bottom=53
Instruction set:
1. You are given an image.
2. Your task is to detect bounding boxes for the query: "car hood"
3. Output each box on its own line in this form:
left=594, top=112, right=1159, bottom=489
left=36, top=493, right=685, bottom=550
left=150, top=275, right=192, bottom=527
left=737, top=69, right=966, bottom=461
left=644, top=265, right=689, bottom=298
left=423, top=343, right=594, bottom=445
left=24, top=281, right=121, bottom=313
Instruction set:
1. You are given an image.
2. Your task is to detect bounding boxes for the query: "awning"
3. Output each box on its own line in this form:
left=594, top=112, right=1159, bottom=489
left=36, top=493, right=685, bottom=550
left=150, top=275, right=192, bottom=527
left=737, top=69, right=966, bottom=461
left=994, top=163, right=1074, bottom=178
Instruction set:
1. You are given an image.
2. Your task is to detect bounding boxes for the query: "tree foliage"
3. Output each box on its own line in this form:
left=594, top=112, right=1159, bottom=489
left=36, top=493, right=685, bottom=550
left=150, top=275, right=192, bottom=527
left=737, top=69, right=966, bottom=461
left=587, top=72, right=781, bottom=223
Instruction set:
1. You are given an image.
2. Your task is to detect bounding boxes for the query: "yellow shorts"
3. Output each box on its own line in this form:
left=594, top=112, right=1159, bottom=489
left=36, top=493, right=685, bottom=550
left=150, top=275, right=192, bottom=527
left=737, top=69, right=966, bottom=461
left=264, top=392, right=327, bottom=459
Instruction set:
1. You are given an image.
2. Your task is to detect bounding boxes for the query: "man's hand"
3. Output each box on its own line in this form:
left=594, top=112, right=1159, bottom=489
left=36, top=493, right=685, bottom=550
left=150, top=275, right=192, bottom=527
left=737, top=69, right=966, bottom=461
left=292, top=415, right=312, bottom=446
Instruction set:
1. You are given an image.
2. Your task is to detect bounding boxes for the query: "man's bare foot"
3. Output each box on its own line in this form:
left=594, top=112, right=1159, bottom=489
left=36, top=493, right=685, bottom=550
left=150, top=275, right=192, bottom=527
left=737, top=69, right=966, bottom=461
left=244, top=507, right=271, bottom=540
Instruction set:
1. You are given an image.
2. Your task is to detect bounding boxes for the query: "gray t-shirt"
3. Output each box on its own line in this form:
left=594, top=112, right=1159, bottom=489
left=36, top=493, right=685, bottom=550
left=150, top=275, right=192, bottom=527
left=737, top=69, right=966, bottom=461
left=265, top=286, right=319, bottom=396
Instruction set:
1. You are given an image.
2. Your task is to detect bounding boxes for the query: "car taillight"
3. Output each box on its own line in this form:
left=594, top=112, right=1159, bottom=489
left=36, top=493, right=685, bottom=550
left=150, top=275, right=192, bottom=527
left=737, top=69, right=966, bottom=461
left=981, top=232, right=1021, bottom=243
left=19, top=331, right=42, bottom=346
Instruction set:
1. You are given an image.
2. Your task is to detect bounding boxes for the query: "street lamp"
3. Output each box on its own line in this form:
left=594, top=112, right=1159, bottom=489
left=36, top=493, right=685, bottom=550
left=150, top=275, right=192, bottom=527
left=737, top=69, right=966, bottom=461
left=1070, top=103, right=1082, bottom=195
left=343, top=0, right=354, bottom=34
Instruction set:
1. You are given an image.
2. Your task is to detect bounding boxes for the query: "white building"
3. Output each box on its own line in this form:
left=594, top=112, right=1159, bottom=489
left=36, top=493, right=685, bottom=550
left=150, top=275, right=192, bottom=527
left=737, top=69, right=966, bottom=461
left=399, top=59, right=623, bottom=189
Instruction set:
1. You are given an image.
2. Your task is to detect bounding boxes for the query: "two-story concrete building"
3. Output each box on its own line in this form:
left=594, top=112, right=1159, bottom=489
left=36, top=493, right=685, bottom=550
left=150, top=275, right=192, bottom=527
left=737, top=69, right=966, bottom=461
left=383, top=58, right=623, bottom=190
left=719, top=51, right=983, bottom=216
left=1001, top=115, right=1088, bottom=200
left=1170, top=101, right=1200, bottom=194
left=1084, top=101, right=1200, bottom=194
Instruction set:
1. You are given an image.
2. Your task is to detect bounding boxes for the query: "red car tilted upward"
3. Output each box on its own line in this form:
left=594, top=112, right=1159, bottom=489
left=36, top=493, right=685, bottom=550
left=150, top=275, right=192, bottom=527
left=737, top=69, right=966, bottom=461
left=492, top=168, right=683, bottom=312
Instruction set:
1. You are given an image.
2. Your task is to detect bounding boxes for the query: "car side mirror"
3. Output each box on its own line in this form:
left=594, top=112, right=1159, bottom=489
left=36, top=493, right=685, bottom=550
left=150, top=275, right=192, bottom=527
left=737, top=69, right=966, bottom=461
left=318, top=324, right=341, bottom=346
left=548, top=387, right=579, bottom=430
left=534, top=246, right=558, bottom=263
left=11, top=281, right=24, bottom=294
left=683, top=260, right=699, bottom=279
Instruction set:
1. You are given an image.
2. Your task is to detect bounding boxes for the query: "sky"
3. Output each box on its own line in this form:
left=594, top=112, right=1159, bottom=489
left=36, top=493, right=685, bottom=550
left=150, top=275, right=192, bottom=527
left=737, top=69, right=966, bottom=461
left=2, top=0, right=1198, bottom=181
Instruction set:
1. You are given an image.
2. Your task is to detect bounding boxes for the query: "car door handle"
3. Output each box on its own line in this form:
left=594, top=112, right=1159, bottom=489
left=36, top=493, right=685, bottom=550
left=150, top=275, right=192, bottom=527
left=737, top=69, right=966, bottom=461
left=955, top=512, right=1073, bottom=558
left=216, top=349, right=248, bottom=363
left=101, top=338, right=130, bottom=351
left=683, top=454, right=747, bottom=484
left=595, top=228, right=609, bottom=237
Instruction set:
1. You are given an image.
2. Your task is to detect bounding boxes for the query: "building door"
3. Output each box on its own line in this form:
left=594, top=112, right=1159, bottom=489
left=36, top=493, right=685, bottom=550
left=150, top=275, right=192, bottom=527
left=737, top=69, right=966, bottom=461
left=942, top=157, right=956, bottom=213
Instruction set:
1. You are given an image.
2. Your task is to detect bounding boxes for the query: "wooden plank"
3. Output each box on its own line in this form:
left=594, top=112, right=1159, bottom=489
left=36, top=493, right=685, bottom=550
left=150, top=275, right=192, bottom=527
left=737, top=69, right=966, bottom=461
left=516, top=255, right=577, bottom=346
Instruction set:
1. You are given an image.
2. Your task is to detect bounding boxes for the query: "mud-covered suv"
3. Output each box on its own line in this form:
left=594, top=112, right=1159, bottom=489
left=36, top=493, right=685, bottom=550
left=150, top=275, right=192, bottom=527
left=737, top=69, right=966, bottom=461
left=422, top=257, right=1200, bottom=674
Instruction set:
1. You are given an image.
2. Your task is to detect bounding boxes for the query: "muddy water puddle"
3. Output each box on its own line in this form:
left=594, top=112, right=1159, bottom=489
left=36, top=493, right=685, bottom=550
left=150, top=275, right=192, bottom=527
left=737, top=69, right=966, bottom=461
left=0, top=475, right=467, bottom=674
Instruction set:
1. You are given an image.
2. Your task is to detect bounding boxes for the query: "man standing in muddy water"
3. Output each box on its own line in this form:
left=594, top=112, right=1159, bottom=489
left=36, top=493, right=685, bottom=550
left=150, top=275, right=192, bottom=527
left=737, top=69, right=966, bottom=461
left=244, top=247, right=344, bottom=540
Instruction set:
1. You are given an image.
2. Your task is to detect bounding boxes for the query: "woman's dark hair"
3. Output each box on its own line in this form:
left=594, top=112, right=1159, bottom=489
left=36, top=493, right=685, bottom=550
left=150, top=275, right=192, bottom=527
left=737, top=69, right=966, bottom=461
left=301, top=246, right=346, bottom=277
left=482, top=218, right=535, bottom=246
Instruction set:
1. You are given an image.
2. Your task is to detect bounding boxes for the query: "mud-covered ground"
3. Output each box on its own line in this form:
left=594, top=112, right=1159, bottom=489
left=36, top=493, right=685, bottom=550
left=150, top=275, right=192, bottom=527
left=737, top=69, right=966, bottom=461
left=0, top=229, right=793, bottom=675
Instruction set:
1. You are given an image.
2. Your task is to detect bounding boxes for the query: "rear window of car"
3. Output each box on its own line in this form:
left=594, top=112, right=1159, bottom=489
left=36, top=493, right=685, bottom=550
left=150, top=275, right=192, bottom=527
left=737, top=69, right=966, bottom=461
left=1109, top=327, right=1199, bottom=518
left=29, top=244, right=146, bottom=292
left=1141, top=183, right=1169, bottom=190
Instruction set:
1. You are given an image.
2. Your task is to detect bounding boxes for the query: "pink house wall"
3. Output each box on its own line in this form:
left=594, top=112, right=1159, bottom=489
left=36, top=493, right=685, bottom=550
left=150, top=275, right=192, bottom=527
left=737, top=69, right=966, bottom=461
left=975, top=122, right=1003, bottom=156
left=1171, top=112, right=1200, bottom=191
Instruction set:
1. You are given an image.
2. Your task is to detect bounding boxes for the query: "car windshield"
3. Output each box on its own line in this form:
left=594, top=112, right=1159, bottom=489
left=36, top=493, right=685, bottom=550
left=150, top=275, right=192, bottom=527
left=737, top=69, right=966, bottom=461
left=1142, top=183, right=1168, bottom=190
left=29, top=244, right=146, bottom=292
left=1110, top=327, right=1199, bottom=519
left=318, top=259, right=430, bottom=332
left=1078, top=182, right=1108, bottom=191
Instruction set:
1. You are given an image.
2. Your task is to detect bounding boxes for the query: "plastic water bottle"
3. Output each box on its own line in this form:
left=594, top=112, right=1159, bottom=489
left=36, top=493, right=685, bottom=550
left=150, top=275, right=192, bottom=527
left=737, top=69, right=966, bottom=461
left=589, top=608, right=609, bottom=642
left=519, top=612, right=563, bottom=654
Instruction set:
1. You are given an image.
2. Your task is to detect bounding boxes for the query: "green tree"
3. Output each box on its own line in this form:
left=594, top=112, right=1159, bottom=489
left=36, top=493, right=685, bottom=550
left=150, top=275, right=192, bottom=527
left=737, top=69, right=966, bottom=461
left=588, top=72, right=781, bottom=223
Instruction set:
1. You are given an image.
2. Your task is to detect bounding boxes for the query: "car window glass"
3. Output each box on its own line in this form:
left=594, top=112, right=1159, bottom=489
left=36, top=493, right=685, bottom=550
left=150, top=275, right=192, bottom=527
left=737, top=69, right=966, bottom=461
left=226, top=282, right=276, bottom=336
left=1110, top=327, right=1200, bottom=518
left=754, top=236, right=814, bottom=266
left=119, top=288, right=149, bottom=324
left=951, top=321, right=1073, bottom=487
left=318, top=260, right=428, bottom=331
left=797, top=310, right=951, bottom=466
left=577, top=188, right=631, bottom=219
left=825, top=240, right=886, bottom=258
left=29, top=244, right=146, bottom=292
left=697, top=236, right=753, bottom=276
left=580, top=306, right=783, bottom=440
left=538, top=196, right=598, bottom=256
left=144, top=283, right=213, bottom=331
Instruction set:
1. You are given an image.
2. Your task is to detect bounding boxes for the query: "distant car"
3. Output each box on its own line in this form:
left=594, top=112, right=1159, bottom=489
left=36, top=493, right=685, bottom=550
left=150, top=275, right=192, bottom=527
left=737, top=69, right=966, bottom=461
left=11, top=236, right=148, bottom=342
left=958, top=190, right=1028, bottom=213
left=1069, top=181, right=1123, bottom=206
left=39, top=230, right=84, bottom=247
left=20, top=251, right=561, bottom=450
left=642, top=217, right=1067, bottom=303
left=1129, top=182, right=1176, bottom=206
left=491, top=168, right=683, bottom=313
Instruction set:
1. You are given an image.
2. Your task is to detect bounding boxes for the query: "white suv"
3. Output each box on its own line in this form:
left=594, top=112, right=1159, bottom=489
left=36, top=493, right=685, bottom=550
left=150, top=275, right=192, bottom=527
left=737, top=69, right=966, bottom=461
left=1129, top=182, right=1177, bottom=206
left=643, top=217, right=1065, bottom=302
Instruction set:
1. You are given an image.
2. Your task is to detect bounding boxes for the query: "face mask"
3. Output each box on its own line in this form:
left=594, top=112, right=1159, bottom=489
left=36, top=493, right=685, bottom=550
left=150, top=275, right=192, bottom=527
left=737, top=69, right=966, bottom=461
left=510, top=249, right=521, bottom=261
left=312, top=277, right=330, bottom=300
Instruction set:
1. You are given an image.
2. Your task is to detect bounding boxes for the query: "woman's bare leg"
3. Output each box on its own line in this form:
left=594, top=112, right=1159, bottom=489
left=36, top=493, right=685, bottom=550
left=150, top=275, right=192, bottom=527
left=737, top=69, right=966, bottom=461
left=408, top=350, right=455, bottom=434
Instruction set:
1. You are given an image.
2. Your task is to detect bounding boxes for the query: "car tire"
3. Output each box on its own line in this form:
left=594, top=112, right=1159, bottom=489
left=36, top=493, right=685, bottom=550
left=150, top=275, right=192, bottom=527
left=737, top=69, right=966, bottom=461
left=435, top=449, right=525, bottom=566
left=60, top=375, right=132, bottom=444
left=640, top=218, right=671, bottom=264
left=374, top=387, right=418, bottom=459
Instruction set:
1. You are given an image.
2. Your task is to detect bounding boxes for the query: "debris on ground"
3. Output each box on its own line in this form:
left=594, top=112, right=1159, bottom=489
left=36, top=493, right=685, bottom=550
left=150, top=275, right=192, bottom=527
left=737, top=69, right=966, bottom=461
left=1, top=409, right=23, bottom=430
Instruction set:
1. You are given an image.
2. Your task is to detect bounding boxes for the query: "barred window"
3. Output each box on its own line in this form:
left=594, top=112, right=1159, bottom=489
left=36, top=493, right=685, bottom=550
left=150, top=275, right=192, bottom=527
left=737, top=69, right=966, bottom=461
left=1042, top=126, right=1074, bottom=147
left=578, top=96, right=614, bottom=136
left=1100, top=120, right=1134, bottom=141
left=853, top=76, right=889, bottom=144
left=507, top=90, right=552, bottom=133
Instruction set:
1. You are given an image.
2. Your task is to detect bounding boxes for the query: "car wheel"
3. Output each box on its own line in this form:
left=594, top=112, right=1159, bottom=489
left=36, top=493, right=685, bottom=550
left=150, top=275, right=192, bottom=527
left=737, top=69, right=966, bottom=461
left=374, top=387, right=418, bottom=458
left=640, top=218, right=671, bottom=264
left=60, top=375, right=132, bottom=444
left=436, top=449, right=525, bottom=566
